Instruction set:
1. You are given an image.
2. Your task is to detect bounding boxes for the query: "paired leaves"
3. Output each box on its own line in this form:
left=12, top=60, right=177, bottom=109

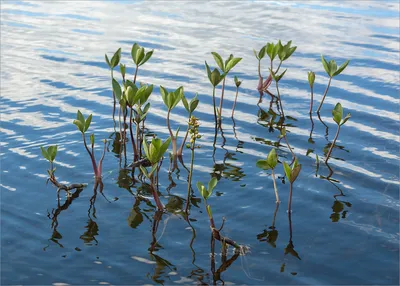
left=211, top=52, right=242, bottom=73
left=269, top=68, right=287, bottom=82
left=105, top=48, right=121, bottom=69
left=332, top=103, right=351, bottom=126
left=41, top=145, right=57, bottom=163
left=321, top=55, right=350, bottom=78
left=278, top=40, right=297, bottom=62
left=73, top=110, right=92, bottom=134
left=205, top=61, right=225, bottom=87
left=182, top=93, right=199, bottom=114
left=196, top=177, right=218, bottom=201
left=234, top=76, right=242, bottom=88
left=131, top=43, right=153, bottom=66
left=253, top=45, right=267, bottom=61
left=283, top=159, right=302, bottom=184
left=256, top=148, right=278, bottom=170
left=143, top=137, right=171, bottom=165
left=160, top=86, right=184, bottom=110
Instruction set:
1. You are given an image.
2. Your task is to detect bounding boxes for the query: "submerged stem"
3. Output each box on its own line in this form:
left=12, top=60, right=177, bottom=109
left=129, top=108, right=138, bottom=161
left=325, top=125, right=341, bottom=163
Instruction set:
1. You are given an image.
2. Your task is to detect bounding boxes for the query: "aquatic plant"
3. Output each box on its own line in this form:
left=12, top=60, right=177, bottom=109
left=283, top=158, right=302, bottom=213
left=140, top=136, right=171, bottom=210
left=231, top=76, right=242, bottom=117
left=177, top=94, right=199, bottom=157
left=211, top=52, right=242, bottom=121
left=73, top=110, right=107, bottom=180
left=105, top=48, right=121, bottom=105
left=160, top=85, right=183, bottom=167
left=308, top=71, right=315, bottom=114
left=253, top=45, right=267, bottom=90
left=316, top=55, right=350, bottom=113
left=41, top=145, right=86, bottom=198
left=196, top=178, right=241, bottom=249
left=131, top=43, right=153, bottom=83
left=205, top=61, right=225, bottom=123
left=256, top=148, right=280, bottom=203
left=325, top=103, right=351, bottom=163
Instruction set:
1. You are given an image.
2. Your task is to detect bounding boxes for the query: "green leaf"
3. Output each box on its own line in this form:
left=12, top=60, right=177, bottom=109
left=321, top=55, right=331, bottom=77
left=267, top=148, right=278, bottom=169
left=266, top=42, right=277, bottom=61
left=182, top=96, right=189, bottom=112
left=105, top=54, right=111, bottom=68
left=160, top=85, right=169, bottom=108
left=276, top=69, right=287, bottom=82
left=210, top=68, right=222, bottom=87
left=253, top=49, right=259, bottom=60
left=285, top=46, right=297, bottom=60
left=196, top=182, right=207, bottom=200
left=283, top=162, right=292, bottom=182
left=112, top=78, right=122, bottom=101
left=211, top=52, right=224, bottom=71
left=84, top=114, right=92, bottom=132
left=225, top=57, right=242, bottom=73
left=269, top=68, right=277, bottom=82
left=110, top=48, right=121, bottom=68
left=73, top=119, right=84, bottom=133
left=332, top=103, right=343, bottom=125
left=189, top=94, right=199, bottom=113
left=205, top=61, right=212, bottom=83
left=170, top=86, right=183, bottom=109
left=140, top=84, right=153, bottom=105
left=90, top=133, right=95, bottom=146
left=143, top=102, right=151, bottom=114
left=341, top=113, right=351, bottom=126
left=207, top=177, right=218, bottom=195
left=149, top=164, right=158, bottom=177
left=139, top=50, right=153, bottom=66
left=328, top=60, right=337, bottom=77
left=308, top=71, right=315, bottom=88
left=120, top=64, right=126, bottom=79
left=131, top=43, right=140, bottom=65
left=139, top=165, right=149, bottom=179
left=125, top=86, right=136, bottom=107
left=77, top=110, right=85, bottom=126
left=143, top=138, right=150, bottom=162
left=135, top=47, right=145, bottom=66
left=159, top=137, right=171, bottom=159
left=290, top=163, right=302, bottom=183
left=333, top=60, right=350, bottom=77
left=256, top=159, right=271, bottom=170
left=40, top=146, right=50, bottom=161
left=258, top=46, right=266, bottom=59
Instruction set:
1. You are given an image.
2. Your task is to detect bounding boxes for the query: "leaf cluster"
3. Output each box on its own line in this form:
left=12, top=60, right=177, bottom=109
left=105, top=48, right=121, bottom=69
left=283, top=159, right=302, bottom=184
left=196, top=177, right=218, bottom=201
left=321, top=55, right=350, bottom=78
left=41, top=145, right=58, bottom=163
left=131, top=43, right=153, bottom=67
left=160, top=86, right=184, bottom=110
left=142, top=137, right=171, bottom=165
left=332, top=103, right=351, bottom=126
left=256, top=148, right=278, bottom=170
left=73, top=110, right=92, bottom=134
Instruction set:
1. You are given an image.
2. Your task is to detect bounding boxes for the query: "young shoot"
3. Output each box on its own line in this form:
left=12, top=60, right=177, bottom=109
left=256, top=148, right=280, bottom=203
left=140, top=137, right=171, bottom=211
left=325, top=103, right=351, bottom=163
left=308, top=71, right=315, bottom=114
left=211, top=52, right=242, bottom=121
left=317, top=55, right=350, bottom=113
left=283, top=158, right=302, bottom=213
left=231, top=76, right=242, bottom=118
left=160, top=85, right=183, bottom=169
left=73, top=110, right=107, bottom=180
left=105, top=48, right=121, bottom=105
left=41, top=145, right=86, bottom=198
left=205, top=61, right=225, bottom=124
left=196, top=178, right=242, bottom=250
left=131, top=43, right=153, bottom=83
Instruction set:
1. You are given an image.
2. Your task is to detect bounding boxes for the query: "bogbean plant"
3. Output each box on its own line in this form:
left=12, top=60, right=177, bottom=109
left=73, top=110, right=107, bottom=180
left=210, top=52, right=242, bottom=121
left=41, top=39, right=352, bottom=258
left=325, top=103, right=351, bottom=163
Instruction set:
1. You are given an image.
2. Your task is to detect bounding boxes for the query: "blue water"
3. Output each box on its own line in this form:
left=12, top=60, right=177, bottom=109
left=1, top=1, right=399, bottom=285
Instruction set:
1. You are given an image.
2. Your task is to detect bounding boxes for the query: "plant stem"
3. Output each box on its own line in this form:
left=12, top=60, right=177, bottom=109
left=212, top=87, right=217, bottom=125
left=275, top=81, right=285, bottom=118
left=133, top=65, right=138, bottom=84
left=325, top=125, right=340, bottom=163
left=288, top=183, right=293, bottom=213
left=231, top=86, right=239, bottom=118
left=177, top=114, right=191, bottom=156
left=275, top=61, right=282, bottom=74
left=97, top=140, right=107, bottom=177
left=271, top=169, right=280, bottom=203
left=150, top=168, right=163, bottom=211
left=82, top=134, right=98, bottom=178
left=317, top=77, right=332, bottom=113
left=129, top=108, right=138, bottom=161
left=284, top=135, right=295, bottom=161
left=309, top=86, right=314, bottom=114
left=166, top=109, right=176, bottom=156
left=218, top=78, right=226, bottom=122
left=185, top=143, right=195, bottom=213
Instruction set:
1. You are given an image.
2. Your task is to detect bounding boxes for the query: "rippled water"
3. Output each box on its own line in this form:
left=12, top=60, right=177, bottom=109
left=1, top=1, right=399, bottom=285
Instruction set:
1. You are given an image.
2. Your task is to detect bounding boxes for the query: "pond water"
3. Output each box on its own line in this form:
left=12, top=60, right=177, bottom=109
left=1, top=1, right=399, bottom=285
